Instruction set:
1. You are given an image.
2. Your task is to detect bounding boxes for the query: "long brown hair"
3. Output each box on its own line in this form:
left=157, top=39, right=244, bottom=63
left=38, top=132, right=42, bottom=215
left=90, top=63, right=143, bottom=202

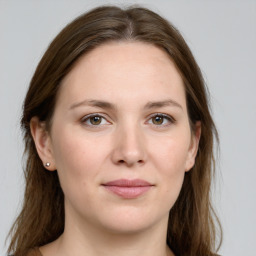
left=7, top=5, right=222, bottom=256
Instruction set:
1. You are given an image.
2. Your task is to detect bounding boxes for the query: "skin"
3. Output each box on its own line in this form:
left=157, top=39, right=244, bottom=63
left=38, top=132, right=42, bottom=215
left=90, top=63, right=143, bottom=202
left=31, top=41, right=201, bottom=256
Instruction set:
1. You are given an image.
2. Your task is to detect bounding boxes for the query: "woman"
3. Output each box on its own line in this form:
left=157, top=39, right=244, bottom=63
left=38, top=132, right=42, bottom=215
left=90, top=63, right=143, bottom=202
left=7, top=5, right=222, bottom=256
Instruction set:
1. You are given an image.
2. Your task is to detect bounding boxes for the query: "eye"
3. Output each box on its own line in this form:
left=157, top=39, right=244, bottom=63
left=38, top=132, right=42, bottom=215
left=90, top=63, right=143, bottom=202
left=147, top=113, right=175, bottom=126
left=81, top=114, right=110, bottom=126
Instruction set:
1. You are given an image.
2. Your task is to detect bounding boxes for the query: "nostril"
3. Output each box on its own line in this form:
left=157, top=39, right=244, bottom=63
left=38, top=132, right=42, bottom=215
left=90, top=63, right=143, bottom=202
left=117, top=159, right=144, bottom=165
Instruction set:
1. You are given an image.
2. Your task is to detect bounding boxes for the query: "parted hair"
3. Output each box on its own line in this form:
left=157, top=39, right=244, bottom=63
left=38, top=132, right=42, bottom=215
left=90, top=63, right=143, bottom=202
left=7, top=5, right=222, bottom=256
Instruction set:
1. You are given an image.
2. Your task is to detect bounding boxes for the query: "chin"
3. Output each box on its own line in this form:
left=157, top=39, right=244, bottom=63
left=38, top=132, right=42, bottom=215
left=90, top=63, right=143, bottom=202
left=95, top=206, right=168, bottom=235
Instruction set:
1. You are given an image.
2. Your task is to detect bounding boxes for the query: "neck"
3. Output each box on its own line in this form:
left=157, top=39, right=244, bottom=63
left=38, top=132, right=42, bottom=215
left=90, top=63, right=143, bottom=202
left=42, top=210, right=174, bottom=256
left=60, top=227, right=172, bottom=256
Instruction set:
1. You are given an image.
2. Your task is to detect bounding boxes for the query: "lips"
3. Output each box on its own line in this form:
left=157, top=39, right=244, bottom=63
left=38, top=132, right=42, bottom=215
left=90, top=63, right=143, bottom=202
left=102, top=179, right=153, bottom=199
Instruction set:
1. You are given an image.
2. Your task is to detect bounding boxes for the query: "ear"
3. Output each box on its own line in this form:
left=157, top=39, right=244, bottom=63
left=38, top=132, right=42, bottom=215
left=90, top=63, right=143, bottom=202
left=30, top=117, right=56, bottom=171
left=185, top=121, right=201, bottom=172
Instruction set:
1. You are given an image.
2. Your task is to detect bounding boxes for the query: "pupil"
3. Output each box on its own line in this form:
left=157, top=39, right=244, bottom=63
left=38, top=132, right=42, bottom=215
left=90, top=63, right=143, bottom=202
left=91, top=116, right=101, bottom=125
left=153, top=116, right=163, bottom=125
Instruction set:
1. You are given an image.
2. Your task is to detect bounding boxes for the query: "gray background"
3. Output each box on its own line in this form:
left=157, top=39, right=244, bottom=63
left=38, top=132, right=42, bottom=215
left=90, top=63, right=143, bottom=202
left=0, top=0, right=255, bottom=255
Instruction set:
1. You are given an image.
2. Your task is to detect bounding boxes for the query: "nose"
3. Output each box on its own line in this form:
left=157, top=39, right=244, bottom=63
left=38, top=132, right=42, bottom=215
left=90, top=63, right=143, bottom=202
left=111, top=124, right=146, bottom=167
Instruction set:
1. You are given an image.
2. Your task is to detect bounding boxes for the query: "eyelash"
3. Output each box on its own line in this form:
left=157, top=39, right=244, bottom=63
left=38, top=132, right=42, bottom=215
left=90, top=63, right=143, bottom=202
left=81, top=113, right=176, bottom=128
left=147, top=113, right=176, bottom=127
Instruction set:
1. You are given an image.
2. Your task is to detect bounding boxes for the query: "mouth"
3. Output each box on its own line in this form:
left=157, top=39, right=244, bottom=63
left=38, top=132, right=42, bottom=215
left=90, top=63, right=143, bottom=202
left=101, top=179, right=154, bottom=199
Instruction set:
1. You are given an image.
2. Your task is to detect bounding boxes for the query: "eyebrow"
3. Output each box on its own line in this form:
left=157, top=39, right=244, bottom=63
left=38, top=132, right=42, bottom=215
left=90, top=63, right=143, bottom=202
left=69, top=99, right=183, bottom=111
left=69, top=100, right=116, bottom=110
left=144, top=99, right=183, bottom=110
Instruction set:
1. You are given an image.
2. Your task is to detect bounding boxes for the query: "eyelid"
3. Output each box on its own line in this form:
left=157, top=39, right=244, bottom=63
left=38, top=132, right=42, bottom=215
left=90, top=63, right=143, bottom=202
left=81, top=113, right=112, bottom=126
left=146, top=113, right=176, bottom=126
left=80, top=112, right=175, bottom=127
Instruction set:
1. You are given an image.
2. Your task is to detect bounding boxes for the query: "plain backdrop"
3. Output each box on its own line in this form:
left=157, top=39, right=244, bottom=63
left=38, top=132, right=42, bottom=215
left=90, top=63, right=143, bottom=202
left=0, top=0, right=255, bottom=255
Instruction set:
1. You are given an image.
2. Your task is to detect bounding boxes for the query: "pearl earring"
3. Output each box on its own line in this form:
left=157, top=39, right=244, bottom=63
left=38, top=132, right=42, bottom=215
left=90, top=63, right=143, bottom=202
left=45, top=162, right=51, bottom=167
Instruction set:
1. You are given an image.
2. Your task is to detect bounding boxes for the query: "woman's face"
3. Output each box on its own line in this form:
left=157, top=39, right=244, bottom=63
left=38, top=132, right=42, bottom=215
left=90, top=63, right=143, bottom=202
left=34, top=42, right=200, bottom=234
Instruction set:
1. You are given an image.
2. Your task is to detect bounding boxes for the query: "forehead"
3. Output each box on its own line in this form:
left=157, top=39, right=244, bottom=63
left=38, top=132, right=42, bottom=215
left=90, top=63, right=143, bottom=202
left=58, top=41, right=186, bottom=109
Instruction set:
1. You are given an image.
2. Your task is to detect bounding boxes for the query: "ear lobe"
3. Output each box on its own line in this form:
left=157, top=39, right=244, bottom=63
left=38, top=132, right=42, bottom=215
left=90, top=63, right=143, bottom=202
left=30, top=117, right=56, bottom=171
left=185, top=121, right=201, bottom=172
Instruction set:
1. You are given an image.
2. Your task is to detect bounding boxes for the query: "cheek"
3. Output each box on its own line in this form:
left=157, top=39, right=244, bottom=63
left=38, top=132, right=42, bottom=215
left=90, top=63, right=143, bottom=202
left=158, top=141, right=187, bottom=187
left=51, top=132, right=110, bottom=217
left=52, top=128, right=107, bottom=173
left=149, top=131, right=190, bottom=204
left=51, top=129, right=110, bottom=199
left=151, top=132, right=190, bottom=176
